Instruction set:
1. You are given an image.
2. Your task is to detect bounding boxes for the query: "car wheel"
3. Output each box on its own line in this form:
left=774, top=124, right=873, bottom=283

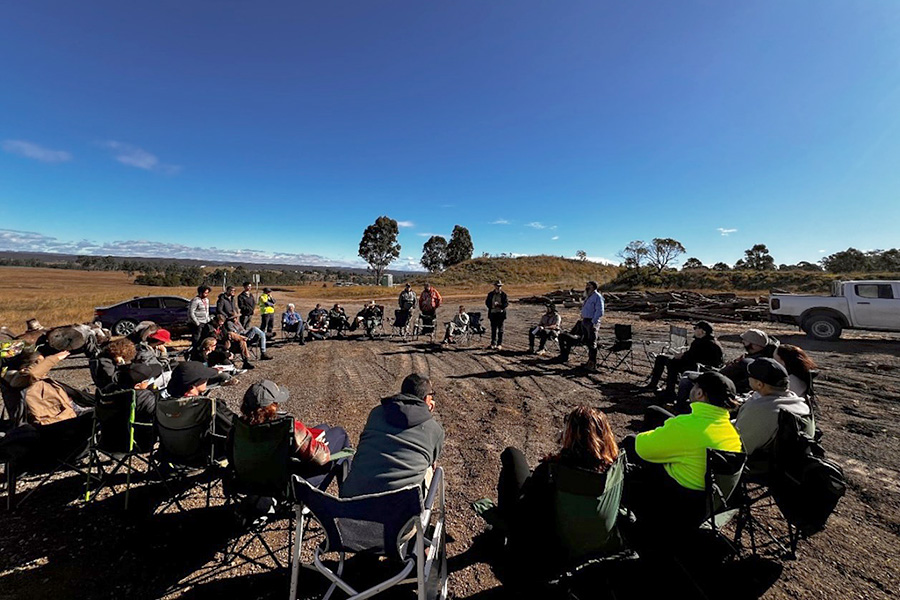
left=113, top=319, right=138, bottom=337
left=805, top=315, right=842, bottom=341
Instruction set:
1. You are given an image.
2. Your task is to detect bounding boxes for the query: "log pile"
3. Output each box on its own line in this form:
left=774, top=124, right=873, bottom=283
left=520, top=289, right=768, bottom=323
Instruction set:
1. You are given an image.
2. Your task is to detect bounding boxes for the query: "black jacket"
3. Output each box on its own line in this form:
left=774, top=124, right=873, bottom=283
left=486, top=290, right=509, bottom=317
left=682, top=336, right=725, bottom=368
left=237, top=291, right=255, bottom=316
left=216, top=293, right=236, bottom=319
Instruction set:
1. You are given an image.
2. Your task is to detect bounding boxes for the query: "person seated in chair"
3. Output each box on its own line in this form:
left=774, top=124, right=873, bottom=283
left=237, top=380, right=351, bottom=477
left=189, top=337, right=238, bottom=387
left=116, top=362, right=162, bottom=422
left=645, top=321, right=724, bottom=403
left=341, top=373, right=444, bottom=497
left=774, top=344, right=817, bottom=399
left=2, top=347, right=89, bottom=425
left=88, top=337, right=138, bottom=393
left=328, top=304, right=351, bottom=337
left=281, top=304, right=306, bottom=345
left=554, top=319, right=587, bottom=363
left=350, top=301, right=380, bottom=333
left=621, top=371, right=742, bottom=531
left=733, top=358, right=812, bottom=476
left=308, top=303, right=328, bottom=324
left=528, top=303, right=562, bottom=355
left=307, top=311, right=328, bottom=341
left=441, top=305, right=469, bottom=344
left=165, top=361, right=236, bottom=439
left=719, top=329, right=778, bottom=394
left=226, top=315, right=273, bottom=361
left=496, top=405, right=620, bottom=556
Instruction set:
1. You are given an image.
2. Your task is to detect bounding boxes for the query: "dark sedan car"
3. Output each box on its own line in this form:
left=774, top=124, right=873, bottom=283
left=94, top=295, right=213, bottom=336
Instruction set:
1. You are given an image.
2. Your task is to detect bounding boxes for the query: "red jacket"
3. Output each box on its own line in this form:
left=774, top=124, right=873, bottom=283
left=419, top=288, right=442, bottom=313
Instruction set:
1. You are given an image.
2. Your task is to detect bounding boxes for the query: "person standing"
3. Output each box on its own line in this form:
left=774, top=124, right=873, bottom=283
left=188, top=285, right=212, bottom=347
left=216, top=286, right=238, bottom=321
left=257, top=287, right=276, bottom=335
left=485, top=280, right=509, bottom=350
left=580, top=281, right=605, bottom=371
left=238, top=282, right=256, bottom=329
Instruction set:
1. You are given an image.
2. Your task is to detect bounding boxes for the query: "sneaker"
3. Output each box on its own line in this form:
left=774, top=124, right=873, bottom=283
left=537, top=349, right=546, bottom=356
left=260, top=353, right=273, bottom=361
left=496, top=345, right=502, bottom=350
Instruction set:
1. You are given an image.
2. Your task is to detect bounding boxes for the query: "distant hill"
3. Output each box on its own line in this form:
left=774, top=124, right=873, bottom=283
left=411, top=255, right=619, bottom=289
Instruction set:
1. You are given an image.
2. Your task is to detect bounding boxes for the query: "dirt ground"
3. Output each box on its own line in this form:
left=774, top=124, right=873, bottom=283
left=1, top=296, right=898, bottom=599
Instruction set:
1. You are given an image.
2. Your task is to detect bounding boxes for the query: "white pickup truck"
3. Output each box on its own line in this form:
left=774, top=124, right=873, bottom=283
left=769, top=280, right=900, bottom=340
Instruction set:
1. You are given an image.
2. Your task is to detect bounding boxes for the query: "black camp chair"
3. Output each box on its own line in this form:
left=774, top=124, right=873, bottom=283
left=0, top=376, right=26, bottom=430
left=414, top=314, right=437, bottom=342
left=599, top=324, right=635, bottom=372
left=364, top=306, right=386, bottom=339
left=464, top=312, right=486, bottom=344
left=84, top=389, right=157, bottom=510
left=392, top=309, right=414, bottom=339
left=152, top=396, right=227, bottom=514
left=698, top=449, right=747, bottom=552
left=289, top=468, right=448, bottom=600
left=1, top=412, right=95, bottom=510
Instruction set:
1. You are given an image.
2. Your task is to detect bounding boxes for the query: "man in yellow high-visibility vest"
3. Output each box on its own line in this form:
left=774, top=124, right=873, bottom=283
left=258, top=287, right=276, bottom=335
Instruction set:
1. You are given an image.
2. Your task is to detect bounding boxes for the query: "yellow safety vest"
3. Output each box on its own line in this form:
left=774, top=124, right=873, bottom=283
left=258, top=293, right=275, bottom=315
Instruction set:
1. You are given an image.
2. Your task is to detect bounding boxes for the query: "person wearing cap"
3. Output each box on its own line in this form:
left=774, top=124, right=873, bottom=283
left=621, top=371, right=742, bottom=529
left=350, top=301, right=381, bottom=336
left=134, top=329, right=173, bottom=388
left=442, top=305, right=470, bottom=344
left=165, top=361, right=236, bottom=439
left=225, top=316, right=272, bottom=362
left=281, top=303, right=307, bottom=345
left=237, top=282, right=256, bottom=329
left=216, top=286, right=238, bottom=321
left=528, top=303, right=562, bottom=355
left=341, top=373, right=444, bottom=497
left=236, top=380, right=351, bottom=471
left=257, top=287, right=276, bottom=335
left=579, top=281, right=605, bottom=371
left=398, top=283, right=417, bottom=313
left=719, top=328, right=779, bottom=394
left=485, top=280, right=509, bottom=350
left=189, top=285, right=212, bottom=347
left=733, top=358, right=813, bottom=475
left=116, top=361, right=163, bottom=421
left=306, top=306, right=329, bottom=341
left=645, top=321, right=725, bottom=401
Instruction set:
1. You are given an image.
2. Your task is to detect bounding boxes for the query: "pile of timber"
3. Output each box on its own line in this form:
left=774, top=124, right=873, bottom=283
left=520, top=289, right=768, bottom=323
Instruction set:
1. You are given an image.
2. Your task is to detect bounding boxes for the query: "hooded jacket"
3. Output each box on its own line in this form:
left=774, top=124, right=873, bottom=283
left=340, top=392, right=445, bottom=497
left=216, top=292, right=236, bottom=320
left=734, top=389, right=812, bottom=458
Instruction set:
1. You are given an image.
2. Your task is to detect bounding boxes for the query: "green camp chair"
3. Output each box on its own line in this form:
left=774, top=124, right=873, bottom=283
left=699, top=448, right=746, bottom=552
left=84, top=389, right=157, bottom=510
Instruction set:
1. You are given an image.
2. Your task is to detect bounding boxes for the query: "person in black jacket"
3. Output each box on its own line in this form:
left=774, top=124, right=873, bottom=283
left=237, top=282, right=255, bottom=329
left=645, top=321, right=724, bottom=401
left=485, top=280, right=509, bottom=350
left=216, top=286, right=237, bottom=321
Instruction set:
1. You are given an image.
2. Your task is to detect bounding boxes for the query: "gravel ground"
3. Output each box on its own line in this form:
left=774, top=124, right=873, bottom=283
left=2, top=297, right=898, bottom=599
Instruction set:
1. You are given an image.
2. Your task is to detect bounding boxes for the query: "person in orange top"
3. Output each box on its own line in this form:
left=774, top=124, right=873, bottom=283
left=418, top=282, right=442, bottom=317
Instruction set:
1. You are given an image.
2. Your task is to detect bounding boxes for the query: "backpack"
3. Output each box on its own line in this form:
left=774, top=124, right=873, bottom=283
left=770, top=410, right=846, bottom=535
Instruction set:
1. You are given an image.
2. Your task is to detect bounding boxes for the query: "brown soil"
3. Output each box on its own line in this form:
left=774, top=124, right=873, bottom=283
left=2, top=297, right=898, bottom=599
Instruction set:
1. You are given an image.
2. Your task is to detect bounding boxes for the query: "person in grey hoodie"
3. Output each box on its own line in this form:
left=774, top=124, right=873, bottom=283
left=734, top=358, right=813, bottom=474
left=340, top=373, right=444, bottom=497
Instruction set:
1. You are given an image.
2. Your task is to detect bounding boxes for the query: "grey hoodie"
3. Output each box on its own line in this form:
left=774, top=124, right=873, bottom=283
left=341, top=393, right=445, bottom=497
left=734, top=388, right=812, bottom=457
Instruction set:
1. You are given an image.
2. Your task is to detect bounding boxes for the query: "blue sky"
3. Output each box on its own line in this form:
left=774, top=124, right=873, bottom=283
left=2, top=1, right=899, bottom=270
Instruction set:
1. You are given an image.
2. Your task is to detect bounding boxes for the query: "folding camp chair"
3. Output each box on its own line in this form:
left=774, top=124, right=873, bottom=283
left=281, top=315, right=303, bottom=343
left=84, top=389, right=157, bottom=509
left=391, top=310, right=414, bottom=339
left=465, top=312, right=486, bottom=343
left=223, top=417, right=352, bottom=570
left=289, top=467, right=447, bottom=600
left=363, top=306, right=386, bottom=339
left=598, top=324, right=635, bottom=372
left=152, top=396, right=226, bottom=514
left=413, top=314, right=437, bottom=343
left=0, top=376, right=26, bottom=429
left=1, top=412, right=95, bottom=510
left=641, top=325, right=689, bottom=375
left=698, top=448, right=746, bottom=554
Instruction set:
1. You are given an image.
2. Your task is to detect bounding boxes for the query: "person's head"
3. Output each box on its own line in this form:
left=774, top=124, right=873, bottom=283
left=401, top=373, right=435, bottom=411
left=493, top=280, right=503, bottom=290
left=689, top=371, right=739, bottom=410
left=585, top=281, right=598, bottom=294
left=107, top=338, right=137, bottom=364
left=199, top=336, right=217, bottom=355
left=774, top=344, right=816, bottom=378
left=741, top=329, right=769, bottom=354
left=546, top=303, right=557, bottom=314
left=559, top=405, right=618, bottom=472
left=167, top=361, right=218, bottom=398
left=747, top=358, right=790, bottom=395
left=197, top=285, right=212, bottom=298
left=226, top=285, right=235, bottom=296
left=240, top=379, right=289, bottom=424
left=315, top=303, right=321, bottom=309
left=214, top=313, right=226, bottom=325
left=693, top=321, right=713, bottom=339
left=287, top=303, right=295, bottom=312
left=263, top=287, right=272, bottom=294
left=458, top=305, right=466, bottom=313
left=146, top=329, right=171, bottom=347
left=404, top=283, right=411, bottom=290
left=424, top=282, right=432, bottom=291
left=243, top=281, right=252, bottom=291
left=333, top=303, right=340, bottom=309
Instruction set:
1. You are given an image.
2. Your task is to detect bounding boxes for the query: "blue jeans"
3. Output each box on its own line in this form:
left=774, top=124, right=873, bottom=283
left=245, top=326, right=267, bottom=353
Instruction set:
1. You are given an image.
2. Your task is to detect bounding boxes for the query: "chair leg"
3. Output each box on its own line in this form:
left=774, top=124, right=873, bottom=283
left=289, top=506, right=306, bottom=600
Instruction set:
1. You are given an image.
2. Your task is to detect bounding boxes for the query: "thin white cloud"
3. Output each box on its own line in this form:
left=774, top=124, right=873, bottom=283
left=819, top=249, right=826, bottom=253
left=100, top=141, right=181, bottom=174
left=490, top=219, right=510, bottom=225
left=2, top=140, right=72, bottom=163
left=526, top=222, right=547, bottom=229
left=569, top=254, right=618, bottom=265
left=551, top=236, right=559, bottom=241
left=550, top=225, right=558, bottom=231
left=717, top=227, right=738, bottom=236
left=396, top=221, right=415, bottom=228
left=417, top=232, right=446, bottom=238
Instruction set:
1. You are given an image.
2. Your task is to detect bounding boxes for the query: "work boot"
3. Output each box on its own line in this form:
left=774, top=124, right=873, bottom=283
left=242, top=361, right=255, bottom=370
left=260, top=352, right=273, bottom=361
left=584, top=359, right=597, bottom=371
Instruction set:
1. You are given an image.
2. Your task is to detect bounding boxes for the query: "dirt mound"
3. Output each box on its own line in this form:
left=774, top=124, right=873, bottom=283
left=412, top=255, right=618, bottom=289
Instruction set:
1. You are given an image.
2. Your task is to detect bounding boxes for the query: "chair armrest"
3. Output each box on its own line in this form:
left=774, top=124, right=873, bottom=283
left=423, top=466, right=443, bottom=512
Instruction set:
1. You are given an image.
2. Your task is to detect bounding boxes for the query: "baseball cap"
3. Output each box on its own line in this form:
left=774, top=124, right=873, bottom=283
left=167, top=361, right=219, bottom=397
left=741, top=329, right=769, bottom=347
left=241, top=380, right=290, bottom=412
left=690, top=371, right=737, bottom=407
left=263, top=287, right=272, bottom=293
left=494, top=280, right=503, bottom=286
left=147, top=329, right=172, bottom=344
left=122, top=362, right=163, bottom=388
left=747, top=358, right=790, bottom=388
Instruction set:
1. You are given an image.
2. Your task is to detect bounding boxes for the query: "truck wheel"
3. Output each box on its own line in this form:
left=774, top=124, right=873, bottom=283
left=805, top=315, right=842, bottom=341
left=113, top=319, right=137, bottom=337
